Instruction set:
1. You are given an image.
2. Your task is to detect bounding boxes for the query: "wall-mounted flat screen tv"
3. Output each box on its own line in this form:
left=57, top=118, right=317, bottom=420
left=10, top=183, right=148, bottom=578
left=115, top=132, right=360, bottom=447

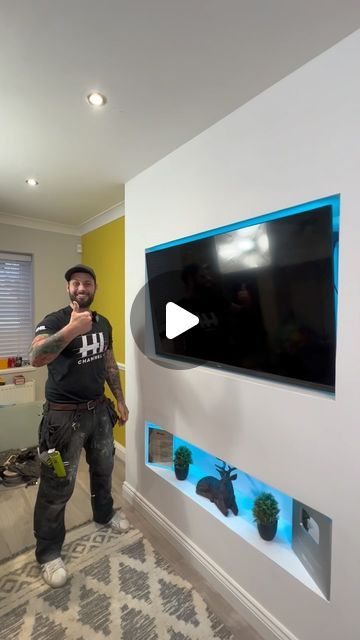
left=146, top=196, right=339, bottom=392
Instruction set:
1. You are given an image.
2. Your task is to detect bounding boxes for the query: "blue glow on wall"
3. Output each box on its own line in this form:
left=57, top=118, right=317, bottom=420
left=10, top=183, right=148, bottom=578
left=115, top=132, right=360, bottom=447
left=331, top=195, right=340, bottom=320
left=146, top=194, right=340, bottom=254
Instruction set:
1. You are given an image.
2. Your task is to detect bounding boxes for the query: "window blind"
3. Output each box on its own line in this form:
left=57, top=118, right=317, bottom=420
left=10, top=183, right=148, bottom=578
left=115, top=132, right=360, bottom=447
left=0, top=252, right=33, bottom=359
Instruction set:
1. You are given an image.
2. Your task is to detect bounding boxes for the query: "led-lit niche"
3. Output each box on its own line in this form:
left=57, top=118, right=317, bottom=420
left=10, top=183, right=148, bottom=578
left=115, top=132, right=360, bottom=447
left=145, top=422, right=332, bottom=600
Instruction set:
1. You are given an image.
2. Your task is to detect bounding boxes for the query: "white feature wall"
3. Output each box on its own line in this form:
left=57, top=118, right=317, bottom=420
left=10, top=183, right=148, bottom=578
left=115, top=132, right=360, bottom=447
left=125, top=31, right=360, bottom=640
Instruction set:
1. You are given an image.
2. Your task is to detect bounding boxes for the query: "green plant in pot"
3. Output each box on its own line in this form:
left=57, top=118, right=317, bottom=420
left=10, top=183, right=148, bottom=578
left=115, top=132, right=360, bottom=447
left=173, top=446, right=193, bottom=480
left=252, top=492, right=280, bottom=541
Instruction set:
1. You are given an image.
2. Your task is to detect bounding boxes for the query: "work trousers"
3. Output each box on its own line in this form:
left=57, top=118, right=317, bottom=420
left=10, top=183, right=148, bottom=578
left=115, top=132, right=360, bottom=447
left=34, top=401, right=115, bottom=564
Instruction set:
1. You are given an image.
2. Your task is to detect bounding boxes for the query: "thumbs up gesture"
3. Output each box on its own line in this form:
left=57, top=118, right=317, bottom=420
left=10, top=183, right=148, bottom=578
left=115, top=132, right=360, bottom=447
left=69, top=301, right=92, bottom=336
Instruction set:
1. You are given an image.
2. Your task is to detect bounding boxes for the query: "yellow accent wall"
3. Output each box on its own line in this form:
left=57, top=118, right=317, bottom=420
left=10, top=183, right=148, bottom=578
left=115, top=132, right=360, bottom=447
left=82, top=217, right=126, bottom=446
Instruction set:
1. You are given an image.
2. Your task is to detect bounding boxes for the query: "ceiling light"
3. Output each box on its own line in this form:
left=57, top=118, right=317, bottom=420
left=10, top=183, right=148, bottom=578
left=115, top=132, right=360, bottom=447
left=87, top=92, right=107, bottom=107
left=25, top=178, right=38, bottom=186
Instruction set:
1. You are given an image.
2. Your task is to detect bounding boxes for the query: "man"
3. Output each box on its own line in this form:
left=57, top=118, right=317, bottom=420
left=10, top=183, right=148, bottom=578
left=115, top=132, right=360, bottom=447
left=30, top=264, right=129, bottom=589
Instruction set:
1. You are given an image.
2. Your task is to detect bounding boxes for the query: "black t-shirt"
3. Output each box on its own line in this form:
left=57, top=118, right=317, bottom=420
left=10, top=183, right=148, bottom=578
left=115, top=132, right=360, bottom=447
left=34, top=306, right=112, bottom=403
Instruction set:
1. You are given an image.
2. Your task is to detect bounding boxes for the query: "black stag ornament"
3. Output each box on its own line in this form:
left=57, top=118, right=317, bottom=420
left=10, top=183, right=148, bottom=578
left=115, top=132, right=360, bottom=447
left=196, top=461, right=238, bottom=517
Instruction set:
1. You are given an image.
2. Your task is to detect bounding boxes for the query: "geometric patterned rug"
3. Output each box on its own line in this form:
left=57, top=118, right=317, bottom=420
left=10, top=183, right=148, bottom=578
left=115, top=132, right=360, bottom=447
left=0, top=520, right=235, bottom=639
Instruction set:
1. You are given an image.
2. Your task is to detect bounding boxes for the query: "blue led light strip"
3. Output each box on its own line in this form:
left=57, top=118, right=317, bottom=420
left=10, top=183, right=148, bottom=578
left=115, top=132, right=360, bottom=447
left=145, top=194, right=340, bottom=253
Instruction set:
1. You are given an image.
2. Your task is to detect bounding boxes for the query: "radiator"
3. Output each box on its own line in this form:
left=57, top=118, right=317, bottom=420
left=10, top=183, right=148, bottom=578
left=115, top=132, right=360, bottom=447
left=0, top=380, right=35, bottom=405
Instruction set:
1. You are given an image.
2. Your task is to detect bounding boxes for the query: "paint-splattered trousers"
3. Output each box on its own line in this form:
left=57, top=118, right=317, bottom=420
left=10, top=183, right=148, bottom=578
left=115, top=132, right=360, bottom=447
left=34, top=399, right=116, bottom=563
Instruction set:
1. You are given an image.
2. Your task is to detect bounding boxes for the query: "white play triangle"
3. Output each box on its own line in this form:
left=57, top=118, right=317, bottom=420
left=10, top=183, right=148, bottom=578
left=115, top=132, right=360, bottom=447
left=166, top=302, right=199, bottom=339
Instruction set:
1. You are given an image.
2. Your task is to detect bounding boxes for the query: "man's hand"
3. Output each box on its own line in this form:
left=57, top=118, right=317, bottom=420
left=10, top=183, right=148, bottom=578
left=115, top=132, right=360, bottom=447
left=117, top=400, right=129, bottom=424
left=69, top=301, right=92, bottom=336
left=104, top=349, right=128, bottom=422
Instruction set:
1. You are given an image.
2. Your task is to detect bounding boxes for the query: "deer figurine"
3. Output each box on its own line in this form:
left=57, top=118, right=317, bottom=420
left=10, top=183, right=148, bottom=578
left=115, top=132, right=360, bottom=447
left=196, top=461, right=238, bottom=517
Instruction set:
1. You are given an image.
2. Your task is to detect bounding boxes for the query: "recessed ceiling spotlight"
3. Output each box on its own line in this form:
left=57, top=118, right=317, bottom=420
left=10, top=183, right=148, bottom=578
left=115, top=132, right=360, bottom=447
left=87, top=92, right=107, bottom=107
left=25, top=178, right=39, bottom=186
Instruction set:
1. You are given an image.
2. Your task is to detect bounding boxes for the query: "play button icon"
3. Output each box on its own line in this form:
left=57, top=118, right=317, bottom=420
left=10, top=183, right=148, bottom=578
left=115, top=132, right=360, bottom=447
left=130, top=270, right=203, bottom=370
left=166, top=302, right=199, bottom=339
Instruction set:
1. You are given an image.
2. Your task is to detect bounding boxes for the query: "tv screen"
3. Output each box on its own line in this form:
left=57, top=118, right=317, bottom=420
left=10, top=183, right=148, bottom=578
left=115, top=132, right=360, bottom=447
left=146, top=199, right=338, bottom=392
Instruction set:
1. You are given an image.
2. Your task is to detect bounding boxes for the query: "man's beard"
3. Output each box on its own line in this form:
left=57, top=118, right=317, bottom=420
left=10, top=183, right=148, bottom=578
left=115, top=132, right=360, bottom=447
left=69, top=292, right=95, bottom=309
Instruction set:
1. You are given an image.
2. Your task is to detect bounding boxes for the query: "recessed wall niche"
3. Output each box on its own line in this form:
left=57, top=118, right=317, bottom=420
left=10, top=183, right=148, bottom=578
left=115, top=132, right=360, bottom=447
left=145, top=422, right=332, bottom=600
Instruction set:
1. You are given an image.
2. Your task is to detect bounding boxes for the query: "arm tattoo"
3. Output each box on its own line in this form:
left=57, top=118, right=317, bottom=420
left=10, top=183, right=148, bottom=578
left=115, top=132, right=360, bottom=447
left=29, top=333, right=68, bottom=366
left=104, top=349, right=124, bottom=401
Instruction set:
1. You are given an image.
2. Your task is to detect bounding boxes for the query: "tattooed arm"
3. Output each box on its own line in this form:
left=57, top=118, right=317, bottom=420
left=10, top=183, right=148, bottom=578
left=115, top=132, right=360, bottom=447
left=29, top=302, right=92, bottom=367
left=30, top=332, right=71, bottom=367
left=104, top=349, right=129, bottom=423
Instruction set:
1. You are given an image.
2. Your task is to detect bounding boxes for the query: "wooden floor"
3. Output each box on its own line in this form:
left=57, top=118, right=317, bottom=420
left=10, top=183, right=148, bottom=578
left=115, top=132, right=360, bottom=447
left=0, top=452, right=263, bottom=640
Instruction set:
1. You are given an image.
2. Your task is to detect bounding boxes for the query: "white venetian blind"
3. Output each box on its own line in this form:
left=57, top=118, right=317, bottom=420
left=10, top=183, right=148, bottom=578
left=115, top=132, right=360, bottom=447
left=0, top=252, right=33, bottom=359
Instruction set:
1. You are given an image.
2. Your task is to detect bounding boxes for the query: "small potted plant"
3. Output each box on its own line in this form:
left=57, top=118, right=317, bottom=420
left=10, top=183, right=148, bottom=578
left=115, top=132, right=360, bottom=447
left=173, top=446, right=193, bottom=480
left=252, top=492, right=280, bottom=541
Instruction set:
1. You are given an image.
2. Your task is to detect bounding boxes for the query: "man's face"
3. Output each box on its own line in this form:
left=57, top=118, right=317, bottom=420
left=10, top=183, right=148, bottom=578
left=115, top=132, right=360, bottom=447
left=67, top=272, right=96, bottom=309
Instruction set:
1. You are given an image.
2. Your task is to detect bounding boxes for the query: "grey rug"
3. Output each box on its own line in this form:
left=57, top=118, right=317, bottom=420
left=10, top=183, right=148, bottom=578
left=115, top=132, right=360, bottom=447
left=0, top=521, right=234, bottom=639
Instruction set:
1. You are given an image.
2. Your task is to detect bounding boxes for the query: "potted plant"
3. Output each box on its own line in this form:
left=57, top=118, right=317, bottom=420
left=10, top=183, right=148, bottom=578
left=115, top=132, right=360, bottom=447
left=173, top=446, right=193, bottom=480
left=252, top=492, right=280, bottom=541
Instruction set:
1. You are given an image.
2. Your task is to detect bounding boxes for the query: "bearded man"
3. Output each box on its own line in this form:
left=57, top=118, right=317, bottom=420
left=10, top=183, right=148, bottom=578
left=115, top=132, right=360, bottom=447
left=30, top=264, right=129, bottom=588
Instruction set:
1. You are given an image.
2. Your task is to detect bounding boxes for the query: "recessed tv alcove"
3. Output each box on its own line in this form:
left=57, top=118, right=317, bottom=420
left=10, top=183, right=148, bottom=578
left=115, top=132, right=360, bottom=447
left=146, top=195, right=339, bottom=393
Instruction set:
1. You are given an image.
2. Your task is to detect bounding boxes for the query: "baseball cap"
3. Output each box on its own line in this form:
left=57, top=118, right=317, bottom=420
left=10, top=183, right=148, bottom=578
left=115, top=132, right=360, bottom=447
left=64, top=264, right=96, bottom=283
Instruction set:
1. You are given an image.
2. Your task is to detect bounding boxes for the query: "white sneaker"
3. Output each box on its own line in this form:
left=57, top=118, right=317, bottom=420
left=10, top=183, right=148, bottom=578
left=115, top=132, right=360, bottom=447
left=109, top=509, right=130, bottom=533
left=41, top=557, right=67, bottom=588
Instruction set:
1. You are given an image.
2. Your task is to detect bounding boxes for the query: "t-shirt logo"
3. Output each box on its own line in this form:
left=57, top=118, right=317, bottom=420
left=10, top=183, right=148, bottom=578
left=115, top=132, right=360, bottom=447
left=78, top=333, right=105, bottom=358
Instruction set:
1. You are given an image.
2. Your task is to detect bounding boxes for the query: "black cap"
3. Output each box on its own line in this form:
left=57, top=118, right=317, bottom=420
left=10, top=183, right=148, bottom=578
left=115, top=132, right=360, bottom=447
left=65, top=264, right=96, bottom=283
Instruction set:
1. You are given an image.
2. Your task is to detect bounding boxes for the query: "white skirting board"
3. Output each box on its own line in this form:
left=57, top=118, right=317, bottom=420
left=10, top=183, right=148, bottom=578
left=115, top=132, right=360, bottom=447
left=122, top=481, right=299, bottom=640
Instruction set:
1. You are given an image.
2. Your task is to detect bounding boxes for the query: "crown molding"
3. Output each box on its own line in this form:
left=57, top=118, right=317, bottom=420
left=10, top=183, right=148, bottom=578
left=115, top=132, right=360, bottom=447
left=0, top=200, right=125, bottom=237
left=0, top=211, right=80, bottom=235
left=79, top=201, right=125, bottom=235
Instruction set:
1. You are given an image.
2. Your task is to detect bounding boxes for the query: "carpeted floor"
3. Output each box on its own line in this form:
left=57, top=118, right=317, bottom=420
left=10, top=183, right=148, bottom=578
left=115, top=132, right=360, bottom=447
left=0, top=520, right=235, bottom=640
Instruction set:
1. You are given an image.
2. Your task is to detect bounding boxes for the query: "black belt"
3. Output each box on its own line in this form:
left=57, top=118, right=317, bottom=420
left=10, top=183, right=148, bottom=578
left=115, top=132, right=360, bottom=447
left=47, top=395, right=105, bottom=411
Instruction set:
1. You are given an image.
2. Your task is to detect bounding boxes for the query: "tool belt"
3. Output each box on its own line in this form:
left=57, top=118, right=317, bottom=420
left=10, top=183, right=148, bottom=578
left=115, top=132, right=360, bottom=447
left=39, top=396, right=118, bottom=453
left=47, top=395, right=105, bottom=411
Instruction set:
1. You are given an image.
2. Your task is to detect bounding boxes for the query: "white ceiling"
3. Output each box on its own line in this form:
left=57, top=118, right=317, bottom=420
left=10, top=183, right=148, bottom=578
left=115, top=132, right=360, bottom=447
left=1, top=1, right=360, bottom=228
